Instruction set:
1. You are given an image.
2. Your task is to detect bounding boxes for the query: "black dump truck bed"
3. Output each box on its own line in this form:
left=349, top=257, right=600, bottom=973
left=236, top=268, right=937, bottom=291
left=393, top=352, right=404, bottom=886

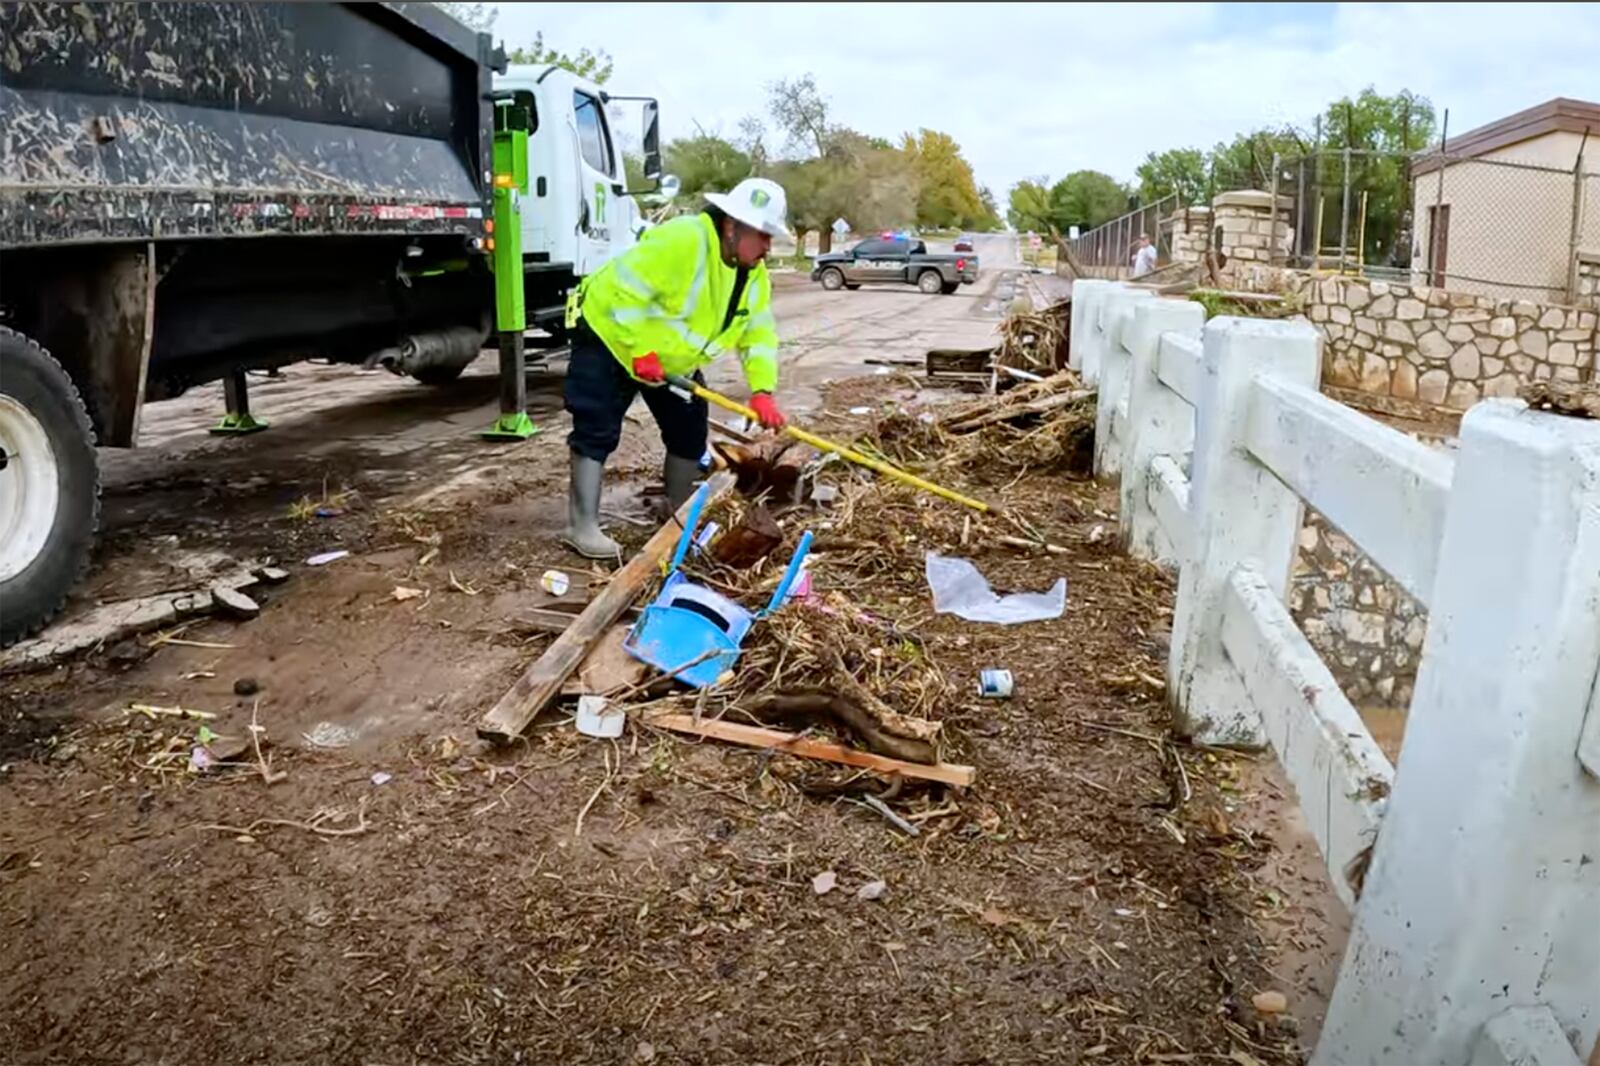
left=0, top=3, right=512, bottom=648
left=0, top=1, right=498, bottom=247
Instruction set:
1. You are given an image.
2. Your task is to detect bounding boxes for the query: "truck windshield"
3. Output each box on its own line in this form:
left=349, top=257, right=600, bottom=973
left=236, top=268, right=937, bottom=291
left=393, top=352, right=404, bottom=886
left=573, top=90, right=615, bottom=177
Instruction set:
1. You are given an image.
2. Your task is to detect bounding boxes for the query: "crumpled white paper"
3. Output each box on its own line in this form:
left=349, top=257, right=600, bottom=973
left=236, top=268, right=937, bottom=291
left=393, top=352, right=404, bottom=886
left=924, top=552, right=1066, bottom=625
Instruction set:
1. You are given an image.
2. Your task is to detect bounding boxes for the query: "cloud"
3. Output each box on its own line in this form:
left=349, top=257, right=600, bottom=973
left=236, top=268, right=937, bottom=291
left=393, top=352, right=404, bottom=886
left=490, top=2, right=1600, bottom=196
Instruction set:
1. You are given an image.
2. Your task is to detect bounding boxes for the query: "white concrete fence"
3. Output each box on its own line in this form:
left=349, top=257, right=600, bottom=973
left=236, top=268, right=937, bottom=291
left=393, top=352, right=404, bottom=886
left=1071, top=279, right=1600, bottom=1066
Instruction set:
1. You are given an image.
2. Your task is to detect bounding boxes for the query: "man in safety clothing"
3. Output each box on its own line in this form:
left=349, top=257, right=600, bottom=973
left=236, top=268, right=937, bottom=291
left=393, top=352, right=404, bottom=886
left=561, top=176, right=790, bottom=558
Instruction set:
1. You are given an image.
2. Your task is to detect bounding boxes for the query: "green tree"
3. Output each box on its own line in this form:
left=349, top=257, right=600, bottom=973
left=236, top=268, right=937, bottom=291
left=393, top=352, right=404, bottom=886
left=663, top=133, right=753, bottom=198
left=735, top=115, right=770, bottom=174
left=976, top=186, right=1001, bottom=232
left=1317, top=88, right=1436, bottom=265
left=506, top=31, right=613, bottom=84
left=1006, top=178, right=1052, bottom=233
left=769, top=158, right=840, bottom=256
left=901, top=129, right=987, bottom=230
left=1136, top=147, right=1208, bottom=205
left=774, top=133, right=919, bottom=254
left=1321, top=87, right=1436, bottom=153
left=1208, top=126, right=1307, bottom=190
left=1048, top=170, right=1130, bottom=232
left=433, top=2, right=495, bottom=30
left=767, top=74, right=835, bottom=158
left=433, top=7, right=615, bottom=84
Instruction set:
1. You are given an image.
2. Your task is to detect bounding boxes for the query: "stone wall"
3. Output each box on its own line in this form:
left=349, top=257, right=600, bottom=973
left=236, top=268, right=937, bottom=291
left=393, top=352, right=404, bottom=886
left=1225, top=264, right=1599, bottom=411
left=1291, top=509, right=1427, bottom=709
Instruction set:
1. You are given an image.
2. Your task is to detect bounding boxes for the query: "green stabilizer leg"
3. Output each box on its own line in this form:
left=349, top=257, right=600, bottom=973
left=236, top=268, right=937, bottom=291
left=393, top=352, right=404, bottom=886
left=481, top=99, right=537, bottom=443
left=212, top=412, right=269, bottom=435
left=482, top=410, right=538, bottom=440
left=481, top=331, right=538, bottom=440
left=211, top=371, right=268, bottom=435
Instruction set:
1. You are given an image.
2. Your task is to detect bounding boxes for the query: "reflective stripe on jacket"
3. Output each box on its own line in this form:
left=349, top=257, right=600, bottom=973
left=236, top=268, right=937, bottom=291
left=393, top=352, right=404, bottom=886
left=571, top=213, right=779, bottom=393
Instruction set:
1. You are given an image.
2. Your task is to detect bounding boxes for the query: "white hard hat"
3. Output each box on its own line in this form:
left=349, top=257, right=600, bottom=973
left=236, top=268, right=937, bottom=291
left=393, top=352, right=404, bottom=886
left=704, top=177, right=791, bottom=239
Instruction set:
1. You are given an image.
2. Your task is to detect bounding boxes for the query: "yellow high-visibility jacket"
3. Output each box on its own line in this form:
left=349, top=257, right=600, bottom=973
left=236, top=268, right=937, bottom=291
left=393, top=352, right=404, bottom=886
left=570, top=213, right=779, bottom=393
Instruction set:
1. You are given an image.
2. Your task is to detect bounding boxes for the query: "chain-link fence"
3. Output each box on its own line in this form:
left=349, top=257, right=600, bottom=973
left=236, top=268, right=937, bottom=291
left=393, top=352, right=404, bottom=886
left=1067, top=194, right=1177, bottom=271
left=1277, top=147, right=1595, bottom=303
left=1064, top=143, right=1594, bottom=304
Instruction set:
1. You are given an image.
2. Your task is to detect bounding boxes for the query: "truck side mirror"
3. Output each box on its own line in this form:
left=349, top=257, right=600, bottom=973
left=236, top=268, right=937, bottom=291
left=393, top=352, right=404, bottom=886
left=642, top=100, right=662, bottom=181
left=658, top=174, right=681, bottom=200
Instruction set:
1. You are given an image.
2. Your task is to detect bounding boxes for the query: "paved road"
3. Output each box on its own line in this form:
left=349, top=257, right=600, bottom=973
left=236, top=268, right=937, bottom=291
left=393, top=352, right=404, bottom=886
left=109, top=232, right=1026, bottom=489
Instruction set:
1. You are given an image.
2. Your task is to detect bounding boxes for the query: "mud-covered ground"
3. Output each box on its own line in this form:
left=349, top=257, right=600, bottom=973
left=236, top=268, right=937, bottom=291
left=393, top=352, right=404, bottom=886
left=2, top=255, right=1347, bottom=1064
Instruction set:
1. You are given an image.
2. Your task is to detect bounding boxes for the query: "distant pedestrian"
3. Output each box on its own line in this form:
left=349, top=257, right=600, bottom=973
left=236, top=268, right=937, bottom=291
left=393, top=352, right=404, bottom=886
left=1132, top=233, right=1158, bottom=278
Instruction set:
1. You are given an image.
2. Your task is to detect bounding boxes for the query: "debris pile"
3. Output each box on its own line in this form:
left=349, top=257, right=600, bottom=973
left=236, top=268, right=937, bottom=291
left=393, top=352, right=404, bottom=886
left=574, top=368, right=1104, bottom=782
left=994, top=298, right=1070, bottom=374
left=876, top=367, right=1096, bottom=479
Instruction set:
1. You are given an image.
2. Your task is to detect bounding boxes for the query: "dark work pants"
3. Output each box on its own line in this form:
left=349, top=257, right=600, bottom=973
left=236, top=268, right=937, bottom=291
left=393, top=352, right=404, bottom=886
left=564, top=323, right=707, bottom=463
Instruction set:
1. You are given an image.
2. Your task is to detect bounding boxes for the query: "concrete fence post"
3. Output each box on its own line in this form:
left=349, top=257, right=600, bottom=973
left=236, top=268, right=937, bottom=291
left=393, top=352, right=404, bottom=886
left=1167, top=316, right=1322, bottom=745
left=1092, top=288, right=1153, bottom=478
left=1067, top=279, right=1114, bottom=384
left=1315, top=399, right=1600, bottom=1066
left=1119, top=299, right=1206, bottom=565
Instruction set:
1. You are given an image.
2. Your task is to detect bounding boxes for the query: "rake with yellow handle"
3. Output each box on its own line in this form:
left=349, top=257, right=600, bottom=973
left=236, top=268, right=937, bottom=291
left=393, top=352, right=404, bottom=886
left=665, top=374, right=991, bottom=514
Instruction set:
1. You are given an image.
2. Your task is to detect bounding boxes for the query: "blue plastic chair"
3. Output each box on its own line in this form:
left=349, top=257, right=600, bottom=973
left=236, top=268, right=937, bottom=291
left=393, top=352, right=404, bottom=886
left=625, top=482, right=813, bottom=688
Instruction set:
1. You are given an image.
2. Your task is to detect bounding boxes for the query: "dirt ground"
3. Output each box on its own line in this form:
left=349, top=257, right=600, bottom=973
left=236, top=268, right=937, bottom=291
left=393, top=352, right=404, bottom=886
left=1, top=250, right=1348, bottom=1064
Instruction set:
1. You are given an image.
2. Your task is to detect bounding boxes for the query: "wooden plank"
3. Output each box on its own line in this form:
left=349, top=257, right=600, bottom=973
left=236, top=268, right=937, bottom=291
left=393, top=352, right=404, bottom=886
left=571, top=624, right=651, bottom=696
left=478, top=471, right=737, bottom=743
left=644, top=713, right=975, bottom=787
left=709, top=418, right=757, bottom=446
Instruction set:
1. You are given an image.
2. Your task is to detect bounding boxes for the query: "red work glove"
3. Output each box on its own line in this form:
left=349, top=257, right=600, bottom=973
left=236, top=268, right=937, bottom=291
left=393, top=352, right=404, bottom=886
left=631, top=351, right=665, bottom=383
left=749, top=392, right=787, bottom=429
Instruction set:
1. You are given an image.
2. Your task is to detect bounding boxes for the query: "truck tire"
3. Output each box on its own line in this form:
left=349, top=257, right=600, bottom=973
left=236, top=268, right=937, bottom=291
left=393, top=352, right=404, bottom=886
left=411, top=363, right=468, bottom=386
left=0, top=327, right=100, bottom=647
left=917, top=270, right=943, bottom=294
left=819, top=267, right=846, bottom=291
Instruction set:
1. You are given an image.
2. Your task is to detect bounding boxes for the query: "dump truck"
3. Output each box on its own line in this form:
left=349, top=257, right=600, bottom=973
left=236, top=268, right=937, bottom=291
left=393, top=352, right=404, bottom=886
left=0, top=1, right=669, bottom=645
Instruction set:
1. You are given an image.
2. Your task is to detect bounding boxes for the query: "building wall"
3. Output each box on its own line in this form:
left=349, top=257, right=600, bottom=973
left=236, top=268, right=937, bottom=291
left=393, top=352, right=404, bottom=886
left=1410, top=131, right=1600, bottom=301
left=1481, top=129, right=1600, bottom=171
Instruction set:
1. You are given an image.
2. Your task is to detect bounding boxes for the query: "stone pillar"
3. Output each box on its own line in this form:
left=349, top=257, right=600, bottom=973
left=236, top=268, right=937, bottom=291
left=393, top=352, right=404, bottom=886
left=1211, top=190, right=1293, bottom=266
left=1315, top=399, right=1600, bottom=1066
left=1165, top=206, right=1212, bottom=265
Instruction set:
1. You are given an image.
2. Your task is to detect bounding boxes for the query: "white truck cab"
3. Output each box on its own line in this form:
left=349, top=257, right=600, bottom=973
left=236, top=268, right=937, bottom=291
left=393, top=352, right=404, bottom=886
left=492, top=65, right=669, bottom=339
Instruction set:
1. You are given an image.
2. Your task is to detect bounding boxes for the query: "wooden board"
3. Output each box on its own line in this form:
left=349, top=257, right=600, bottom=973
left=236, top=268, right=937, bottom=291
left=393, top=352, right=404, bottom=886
left=644, top=713, right=975, bottom=787
left=478, top=471, right=737, bottom=743
left=561, top=624, right=651, bottom=697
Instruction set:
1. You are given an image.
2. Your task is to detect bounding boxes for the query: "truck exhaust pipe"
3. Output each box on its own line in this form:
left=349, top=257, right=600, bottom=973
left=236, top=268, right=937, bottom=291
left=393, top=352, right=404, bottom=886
left=369, top=324, right=489, bottom=377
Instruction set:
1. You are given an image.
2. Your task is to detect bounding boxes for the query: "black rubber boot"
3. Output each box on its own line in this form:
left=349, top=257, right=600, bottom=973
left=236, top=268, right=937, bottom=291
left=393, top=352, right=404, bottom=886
left=664, top=454, right=702, bottom=514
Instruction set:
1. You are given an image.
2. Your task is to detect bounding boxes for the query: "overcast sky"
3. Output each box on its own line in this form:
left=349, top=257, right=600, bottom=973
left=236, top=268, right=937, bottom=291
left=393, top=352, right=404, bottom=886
left=491, top=2, right=1600, bottom=197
